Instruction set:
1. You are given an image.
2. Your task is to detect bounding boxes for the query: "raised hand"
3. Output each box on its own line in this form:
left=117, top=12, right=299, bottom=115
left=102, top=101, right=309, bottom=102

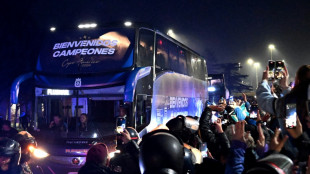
left=232, top=121, right=246, bottom=142
left=269, top=128, right=288, bottom=152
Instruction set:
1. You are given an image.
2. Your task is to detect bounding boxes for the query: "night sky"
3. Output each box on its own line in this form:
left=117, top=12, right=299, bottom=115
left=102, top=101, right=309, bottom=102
left=1, top=0, right=310, bottom=115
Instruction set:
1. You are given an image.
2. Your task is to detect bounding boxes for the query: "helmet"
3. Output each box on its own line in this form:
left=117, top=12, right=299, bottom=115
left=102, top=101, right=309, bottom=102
left=13, top=131, right=37, bottom=163
left=139, top=130, right=184, bottom=174
left=0, top=137, right=21, bottom=170
left=246, top=154, right=293, bottom=174
left=125, top=127, right=140, bottom=143
left=166, top=115, right=198, bottom=144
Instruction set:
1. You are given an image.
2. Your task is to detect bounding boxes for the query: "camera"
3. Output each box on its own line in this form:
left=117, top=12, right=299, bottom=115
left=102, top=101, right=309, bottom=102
left=249, top=105, right=258, bottom=119
left=285, top=103, right=297, bottom=129
left=267, top=60, right=285, bottom=80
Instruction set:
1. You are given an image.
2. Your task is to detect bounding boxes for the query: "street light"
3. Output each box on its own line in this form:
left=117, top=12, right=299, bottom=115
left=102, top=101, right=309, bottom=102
left=78, top=23, right=97, bottom=29
left=254, top=62, right=260, bottom=89
left=167, top=29, right=173, bottom=36
left=247, top=58, right=254, bottom=65
left=124, top=21, right=132, bottom=27
left=268, top=44, right=275, bottom=60
left=50, top=27, right=56, bottom=32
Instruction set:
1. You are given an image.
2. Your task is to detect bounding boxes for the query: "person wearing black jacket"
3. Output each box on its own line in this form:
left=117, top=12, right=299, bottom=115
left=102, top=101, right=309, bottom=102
left=110, top=127, right=140, bottom=174
left=199, top=106, right=230, bottom=161
left=197, top=106, right=230, bottom=174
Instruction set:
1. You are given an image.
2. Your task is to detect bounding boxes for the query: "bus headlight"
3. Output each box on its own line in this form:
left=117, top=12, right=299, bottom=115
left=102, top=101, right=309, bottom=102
left=109, top=150, right=120, bottom=158
left=29, top=146, right=49, bottom=159
left=33, top=148, right=49, bottom=158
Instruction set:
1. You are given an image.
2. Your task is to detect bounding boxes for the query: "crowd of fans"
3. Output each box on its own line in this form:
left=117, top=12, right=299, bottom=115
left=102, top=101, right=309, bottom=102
left=0, top=64, right=310, bottom=174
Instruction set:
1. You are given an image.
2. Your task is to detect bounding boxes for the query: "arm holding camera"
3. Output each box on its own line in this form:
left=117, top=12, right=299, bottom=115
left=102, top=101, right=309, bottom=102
left=256, top=66, right=277, bottom=115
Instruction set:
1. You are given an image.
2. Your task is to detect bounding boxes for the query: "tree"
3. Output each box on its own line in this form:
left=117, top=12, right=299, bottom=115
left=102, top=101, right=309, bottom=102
left=212, top=63, right=252, bottom=93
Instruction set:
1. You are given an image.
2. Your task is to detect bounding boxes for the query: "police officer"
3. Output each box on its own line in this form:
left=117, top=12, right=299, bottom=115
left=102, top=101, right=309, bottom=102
left=0, top=137, right=22, bottom=174
left=139, top=130, right=185, bottom=174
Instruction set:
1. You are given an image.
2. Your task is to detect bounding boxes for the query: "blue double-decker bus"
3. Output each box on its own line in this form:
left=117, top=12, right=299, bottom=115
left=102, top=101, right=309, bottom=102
left=10, top=23, right=208, bottom=173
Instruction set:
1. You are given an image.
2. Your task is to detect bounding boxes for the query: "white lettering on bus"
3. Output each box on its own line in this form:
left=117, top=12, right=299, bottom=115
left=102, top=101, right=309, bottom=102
left=52, top=48, right=117, bottom=57
left=170, top=97, right=188, bottom=109
left=53, top=51, right=60, bottom=57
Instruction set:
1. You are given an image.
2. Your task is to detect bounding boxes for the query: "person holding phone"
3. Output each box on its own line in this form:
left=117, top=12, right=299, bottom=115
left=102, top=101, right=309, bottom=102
left=257, top=65, right=310, bottom=162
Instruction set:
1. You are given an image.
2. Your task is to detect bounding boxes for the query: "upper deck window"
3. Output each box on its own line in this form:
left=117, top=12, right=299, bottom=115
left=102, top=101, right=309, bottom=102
left=137, top=29, right=154, bottom=67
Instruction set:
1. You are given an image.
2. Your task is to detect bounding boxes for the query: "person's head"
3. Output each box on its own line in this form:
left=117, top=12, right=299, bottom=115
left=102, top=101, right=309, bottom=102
left=86, top=143, right=109, bottom=166
left=166, top=115, right=194, bottom=144
left=235, top=99, right=242, bottom=106
left=80, top=114, right=88, bottom=124
left=139, top=130, right=184, bottom=174
left=125, top=127, right=140, bottom=144
left=13, top=131, right=36, bottom=164
left=218, top=97, right=227, bottom=105
left=53, top=115, right=62, bottom=125
left=295, top=65, right=310, bottom=86
left=2, top=120, right=12, bottom=131
left=119, top=107, right=127, bottom=117
left=0, top=138, right=21, bottom=172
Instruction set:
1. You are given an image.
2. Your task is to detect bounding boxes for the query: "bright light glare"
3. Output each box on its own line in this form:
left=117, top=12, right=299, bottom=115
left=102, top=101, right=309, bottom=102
left=78, top=23, right=97, bottom=29
left=268, top=44, right=275, bottom=50
left=109, top=150, right=120, bottom=158
left=254, top=62, right=260, bottom=68
left=208, top=86, right=216, bottom=92
left=33, top=148, right=49, bottom=158
left=167, top=29, right=173, bottom=35
left=247, top=58, right=253, bottom=65
left=92, top=133, right=98, bottom=138
left=28, top=146, right=35, bottom=153
left=50, top=27, right=56, bottom=32
left=124, top=21, right=132, bottom=27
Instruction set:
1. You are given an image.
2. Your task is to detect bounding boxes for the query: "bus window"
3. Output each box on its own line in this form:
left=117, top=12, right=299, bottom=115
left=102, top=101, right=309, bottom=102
left=192, top=58, right=204, bottom=80
left=168, top=42, right=179, bottom=72
left=137, top=29, right=154, bottom=67
left=156, top=36, right=169, bottom=70
left=200, top=59, right=207, bottom=79
left=186, top=52, right=193, bottom=76
left=178, top=48, right=187, bottom=75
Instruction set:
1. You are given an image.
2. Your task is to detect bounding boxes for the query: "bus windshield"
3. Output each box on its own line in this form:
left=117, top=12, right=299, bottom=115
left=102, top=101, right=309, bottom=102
left=34, top=88, right=124, bottom=143
left=36, top=28, right=135, bottom=75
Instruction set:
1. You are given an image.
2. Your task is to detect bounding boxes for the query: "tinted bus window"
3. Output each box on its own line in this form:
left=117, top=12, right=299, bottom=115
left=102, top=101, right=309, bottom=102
left=137, top=29, right=154, bottom=67
left=156, top=36, right=169, bottom=70
left=168, top=42, right=178, bottom=72
left=186, top=51, right=193, bottom=76
left=190, top=55, right=204, bottom=80
left=178, top=48, right=187, bottom=75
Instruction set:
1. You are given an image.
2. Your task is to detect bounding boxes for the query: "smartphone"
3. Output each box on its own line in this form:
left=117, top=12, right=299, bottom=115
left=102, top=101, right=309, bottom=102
left=229, top=96, right=234, bottom=105
left=268, top=60, right=275, bottom=80
left=116, top=126, right=124, bottom=134
left=250, top=105, right=258, bottom=118
left=285, top=103, right=297, bottom=129
left=200, top=142, right=208, bottom=158
left=211, top=111, right=219, bottom=123
left=275, top=61, right=285, bottom=79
